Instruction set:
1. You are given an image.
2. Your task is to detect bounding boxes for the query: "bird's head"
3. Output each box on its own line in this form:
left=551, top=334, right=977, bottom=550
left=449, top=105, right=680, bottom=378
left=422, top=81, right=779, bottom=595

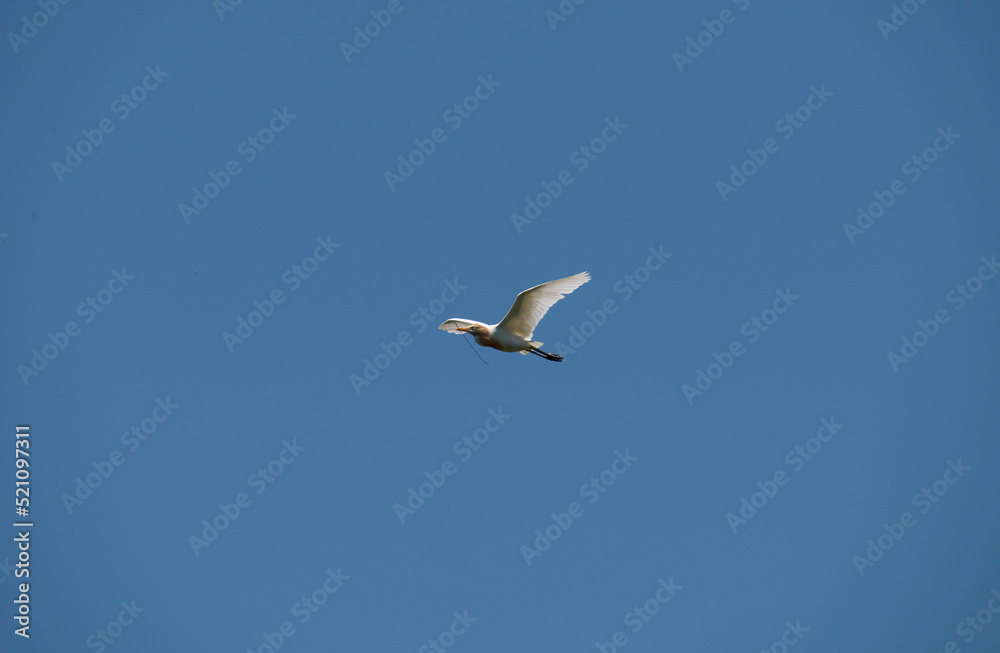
left=459, top=324, right=488, bottom=336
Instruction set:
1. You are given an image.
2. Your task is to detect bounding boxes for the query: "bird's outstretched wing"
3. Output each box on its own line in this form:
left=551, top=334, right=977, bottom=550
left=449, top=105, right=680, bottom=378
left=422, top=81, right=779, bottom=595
left=438, top=318, right=488, bottom=334
left=497, top=272, right=590, bottom=339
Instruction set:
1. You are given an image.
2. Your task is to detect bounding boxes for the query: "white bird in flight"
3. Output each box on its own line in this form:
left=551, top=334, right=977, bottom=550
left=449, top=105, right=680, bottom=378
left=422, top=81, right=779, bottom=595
left=439, top=272, right=590, bottom=362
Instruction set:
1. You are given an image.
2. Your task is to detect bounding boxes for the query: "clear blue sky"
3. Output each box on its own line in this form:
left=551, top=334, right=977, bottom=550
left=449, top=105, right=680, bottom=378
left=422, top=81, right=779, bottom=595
left=3, top=1, right=1000, bottom=651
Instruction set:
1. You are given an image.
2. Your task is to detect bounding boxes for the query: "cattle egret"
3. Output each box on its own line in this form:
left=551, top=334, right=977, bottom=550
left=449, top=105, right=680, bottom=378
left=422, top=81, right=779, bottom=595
left=439, top=272, right=590, bottom=362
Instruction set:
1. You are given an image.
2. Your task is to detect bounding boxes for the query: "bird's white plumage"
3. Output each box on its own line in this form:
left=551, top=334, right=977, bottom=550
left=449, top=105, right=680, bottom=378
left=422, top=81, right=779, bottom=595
left=496, top=272, right=591, bottom=340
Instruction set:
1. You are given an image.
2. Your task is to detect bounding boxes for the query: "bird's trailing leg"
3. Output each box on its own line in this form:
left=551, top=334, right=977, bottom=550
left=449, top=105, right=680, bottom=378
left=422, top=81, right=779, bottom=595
left=528, top=347, right=564, bottom=362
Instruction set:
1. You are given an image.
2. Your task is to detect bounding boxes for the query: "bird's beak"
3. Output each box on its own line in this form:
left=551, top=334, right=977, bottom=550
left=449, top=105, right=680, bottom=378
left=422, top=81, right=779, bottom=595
left=456, top=326, right=470, bottom=332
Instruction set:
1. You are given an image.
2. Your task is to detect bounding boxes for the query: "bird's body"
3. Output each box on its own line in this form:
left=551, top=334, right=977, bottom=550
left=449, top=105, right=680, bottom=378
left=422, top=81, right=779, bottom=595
left=456, top=321, right=538, bottom=352
left=439, top=272, right=590, bottom=362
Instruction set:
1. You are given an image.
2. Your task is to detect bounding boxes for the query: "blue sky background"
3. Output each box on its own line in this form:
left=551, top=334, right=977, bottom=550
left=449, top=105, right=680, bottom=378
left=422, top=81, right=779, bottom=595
left=2, top=1, right=1000, bottom=651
